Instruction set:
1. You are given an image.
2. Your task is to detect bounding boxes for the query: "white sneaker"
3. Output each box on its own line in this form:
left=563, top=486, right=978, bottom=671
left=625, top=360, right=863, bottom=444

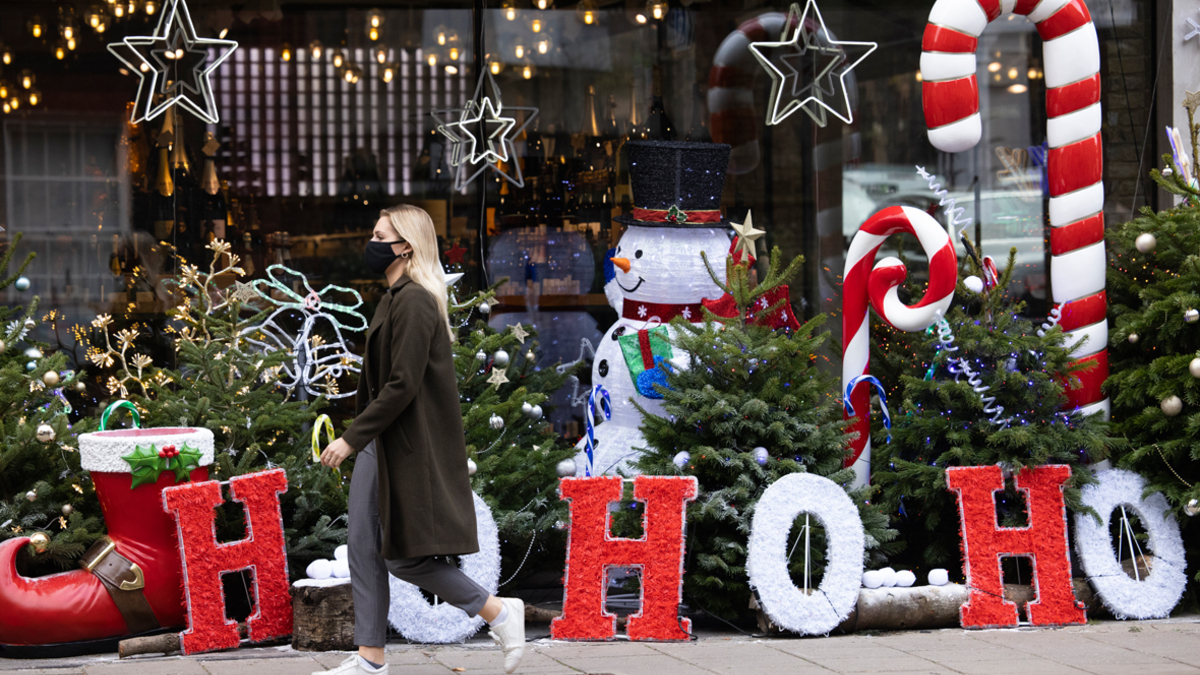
left=314, top=655, right=388, bottom=675
left=488, top=597, right=526, bottom=674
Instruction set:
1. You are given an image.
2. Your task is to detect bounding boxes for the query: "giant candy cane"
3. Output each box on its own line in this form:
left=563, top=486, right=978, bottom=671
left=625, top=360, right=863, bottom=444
left=843, top=206, right=958, bottom=487
left=920, top=0, right=1109, bottom=419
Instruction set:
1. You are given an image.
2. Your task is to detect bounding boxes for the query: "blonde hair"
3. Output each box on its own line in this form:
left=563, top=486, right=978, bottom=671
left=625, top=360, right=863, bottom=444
left=380, top=204, right=454, bottom=341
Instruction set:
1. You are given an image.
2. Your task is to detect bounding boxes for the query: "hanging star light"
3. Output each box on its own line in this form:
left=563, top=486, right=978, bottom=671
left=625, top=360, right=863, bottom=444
left=107, top=0, right=238, bottom=124
left=749, top=0, right=876, bottom=127
left=238, top=265, right=368, bottom=399
left=731, top=210, right=766, bottom=259
left=430, top=70, right=538, bottom=190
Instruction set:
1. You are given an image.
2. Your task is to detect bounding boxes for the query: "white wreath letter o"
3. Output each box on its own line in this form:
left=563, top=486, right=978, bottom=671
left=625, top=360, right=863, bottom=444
left=1074, top=469, right=1186, bottom=620
left=747, top=473, right=865, bottom=634
left=387, top=492, right=501, bottom=643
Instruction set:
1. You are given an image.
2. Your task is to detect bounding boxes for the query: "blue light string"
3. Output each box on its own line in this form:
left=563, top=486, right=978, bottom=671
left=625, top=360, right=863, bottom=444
left=843, top=375, right=892, bottom=443
left=585, top=385, right=610, bottom=477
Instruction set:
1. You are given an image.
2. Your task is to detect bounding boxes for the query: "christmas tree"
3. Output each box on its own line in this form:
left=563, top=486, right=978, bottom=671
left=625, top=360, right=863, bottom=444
left=452, top=282, right=583, bottom=588
left=872, top=248, right=1115, bottom=573
left=1105, top=124, right=1200, bottom=566
left=85, top=240, right=346, bottom=571
left=0, top=233, right=103, bottom=572
left=632, top=248, right=898, bottom=623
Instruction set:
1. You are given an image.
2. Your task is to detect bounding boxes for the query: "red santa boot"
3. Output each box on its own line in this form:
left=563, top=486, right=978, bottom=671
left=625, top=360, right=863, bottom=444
left=0, top=427, right=214, bottom=655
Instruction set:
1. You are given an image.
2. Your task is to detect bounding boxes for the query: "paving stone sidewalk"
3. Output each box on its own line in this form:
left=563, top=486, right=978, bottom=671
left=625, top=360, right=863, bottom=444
left=3, top=618, right=1200, bottom=675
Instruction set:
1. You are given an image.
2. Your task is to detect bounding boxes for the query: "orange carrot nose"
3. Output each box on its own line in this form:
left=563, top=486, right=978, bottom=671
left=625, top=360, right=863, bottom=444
left=610, top=257, right=631, bottom=273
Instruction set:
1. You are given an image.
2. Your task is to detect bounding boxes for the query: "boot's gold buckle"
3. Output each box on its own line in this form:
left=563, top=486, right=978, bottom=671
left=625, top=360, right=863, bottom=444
left=83, top=537, right=115, bottom=572
left=120, top=564, right=145, bottom=591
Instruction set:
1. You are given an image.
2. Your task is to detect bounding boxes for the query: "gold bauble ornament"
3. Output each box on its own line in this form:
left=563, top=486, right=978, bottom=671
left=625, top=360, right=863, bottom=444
left=35, top=423, right=55, bottom=443
left=41, top=371, right=59, bottom=387
left=74, top=381, right=87, bottom=392
left=1128, top=333, right=1139, bottom=344
left=525, top=350, right=535, bottom=361
left=28, top=532, right=50, bottom=552
left=0, top=339, right=6, bottom=352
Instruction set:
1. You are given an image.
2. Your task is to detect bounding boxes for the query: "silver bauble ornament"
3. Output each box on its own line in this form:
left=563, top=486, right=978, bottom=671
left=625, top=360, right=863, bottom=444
left=23, top=318, right=34, bottom=330
left=673, top=451, right=691, bottom=468
left=0, top=339, right=6, bottom=352
left=25, top=490, right=37, bottom=502
left=1135, top=233, right=1157, bottom=253
left=554, top=520, right=568, bottom=531
left=1186, top=309, right=1200, bottom=324
left=1161, top=395, right=1184, bottom=417
left=478, top=301, right=491, bottom=315
left=1190, top=358, right=1200, bottom=379
left=489, top=413, right=505, bottom=430
left=1186, top=499, right=1200, bottom=517
left=555, top=458, right=577, bottom=478
left=28, top=532, right=49, bottom=552
left=41, top=371, right=59, bottom=387
left=467, top=458, right=477, bottom=476
left=528, top=404, right=543, bottom=421
left=521, top=401, right=533, bottom=415
left=525, top=350, right=535, bottom=361
left=753, top=447, right=769, bottom=466
left=25, top=361, right=35, bottom=372
left=14, top=276, right=30, bottom=292
left=493, top=350, right=509, bottom=367
left=475, top=350, right=487, bottom=362
left=36, top=424, right=55, bottom=443
left=1128, top=333, right=1139, bottom=344
left=1163, top=166, right=1175, bottom=177
left=61, top=504, right=73, bottom=517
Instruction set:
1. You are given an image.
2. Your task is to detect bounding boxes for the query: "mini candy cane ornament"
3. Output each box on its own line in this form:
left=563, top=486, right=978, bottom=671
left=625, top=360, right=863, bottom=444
left=584, top=385, right=611, bottom=477
left=921, top=0, right=1109, bottom=419
left=842, top=205, right=958, bottom=487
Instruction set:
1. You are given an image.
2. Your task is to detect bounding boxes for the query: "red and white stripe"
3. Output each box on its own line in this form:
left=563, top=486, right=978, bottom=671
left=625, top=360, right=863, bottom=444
left=920, top=0, right=1109, bottom=421
left=842, top=206, right=959, bottom=488
left=709, top=13, right=789, bottom=175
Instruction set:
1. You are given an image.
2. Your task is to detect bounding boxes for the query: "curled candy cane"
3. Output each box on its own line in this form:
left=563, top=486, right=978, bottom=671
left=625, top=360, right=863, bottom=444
left=1038, top=306, right=1063, bottom=337
left=843, top=375, right=892, bottom=443
left=921, top=0, right=1109, bottom=421
left=842, top=205, right=958, bottom=487
left=584, top=385, right=611, bottom=477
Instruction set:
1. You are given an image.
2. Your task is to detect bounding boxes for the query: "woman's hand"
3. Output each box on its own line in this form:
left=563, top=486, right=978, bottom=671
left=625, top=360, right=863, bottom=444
left=321, top=437, right=355, bottom=469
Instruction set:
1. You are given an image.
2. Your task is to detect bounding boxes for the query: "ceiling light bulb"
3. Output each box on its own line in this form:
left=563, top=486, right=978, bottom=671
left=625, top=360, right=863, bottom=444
left=144, top=0, right=155, bottom=14
left=522, top=65, right=533, bottom=79
left=427, top=53, right=437, bottom=67
left=68, top=37, right=77, bottom=50
left=536, top=0, right=551, bottom=10
left=310, top=40, right=323, bottom=60
left=490, top=61, right=502, bottom=75
left=445, top=65, right=458, bottom=74
left=113, top=4, right=124, bottom=17
left=218, top=27, right=228, bottom=38
left=281, top=44, right=292, bottom=62
left=514, top=44, right=525, bottom=59
left=28, top=90, right=40, bottom=106
left=449, top=47, right=459, bottom=60
left=20, top=71, right=33, bottom=89
left=531, top=18, right=542, bottom=32
left=1007, top=67, right=1018, bottom=80
left=1008, top=83, right=1028, bottom=94
left=635, top=13, right=647, bottom=23
left=506, top=7, right=516, bottom=20
left=537, top=38, right=550, bottom=54
left=987, top=61, right=1001, bottom=72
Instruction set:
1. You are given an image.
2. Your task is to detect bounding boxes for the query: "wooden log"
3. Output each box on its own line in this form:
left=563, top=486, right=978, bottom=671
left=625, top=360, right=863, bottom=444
left=292, top=581, right=356, bottom=652
left=118, top=632, right=181, bottom=658
left=841, top=584, right=969, bottom=632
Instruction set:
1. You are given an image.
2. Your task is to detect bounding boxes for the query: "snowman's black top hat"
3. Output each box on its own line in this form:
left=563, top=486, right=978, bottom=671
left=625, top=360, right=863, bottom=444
left=615, top=141, right=731, bottom=228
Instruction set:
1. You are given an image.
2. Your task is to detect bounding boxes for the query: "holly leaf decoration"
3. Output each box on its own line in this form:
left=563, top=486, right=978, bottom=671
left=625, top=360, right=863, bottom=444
left=121, top=444, right=166, bottom=490
left=171, top=443, right=203, bottom=482
left=120, top=442, right=204, bottom=489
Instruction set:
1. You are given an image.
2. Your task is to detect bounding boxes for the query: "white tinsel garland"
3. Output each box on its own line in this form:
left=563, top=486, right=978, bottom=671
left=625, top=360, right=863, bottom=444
left=747, top=473, right=864, bottom=635
left=387, top=491, right=500, bottom=643
left=1074, top=469, right=1186, bottom=620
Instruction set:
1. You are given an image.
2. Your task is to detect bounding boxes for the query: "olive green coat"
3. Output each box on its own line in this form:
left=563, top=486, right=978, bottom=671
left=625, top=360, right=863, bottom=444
left=343, top=275, right=479, bottom=560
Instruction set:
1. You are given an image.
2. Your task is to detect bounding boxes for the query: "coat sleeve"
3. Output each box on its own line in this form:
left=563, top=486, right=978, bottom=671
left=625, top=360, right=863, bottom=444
left=342, top=287, right=439, bottom=453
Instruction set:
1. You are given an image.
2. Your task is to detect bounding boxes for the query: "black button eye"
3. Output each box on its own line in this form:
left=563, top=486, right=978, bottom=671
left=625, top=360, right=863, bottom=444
left=612, top=326, right=626, bottom=340
left=635, top=250, right=643, bottom=259
left=616, top=246, right=621, bottom=254
left=598, top=359, right=609, bottom=377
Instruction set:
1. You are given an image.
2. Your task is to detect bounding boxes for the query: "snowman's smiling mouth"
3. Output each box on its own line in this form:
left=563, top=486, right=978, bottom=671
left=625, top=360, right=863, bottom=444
left=617, top=276, right=645, bottom=293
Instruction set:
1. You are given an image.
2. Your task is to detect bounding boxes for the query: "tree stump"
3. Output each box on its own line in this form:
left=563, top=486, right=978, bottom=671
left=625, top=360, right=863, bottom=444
left=292, top=580, right=355, bottom=651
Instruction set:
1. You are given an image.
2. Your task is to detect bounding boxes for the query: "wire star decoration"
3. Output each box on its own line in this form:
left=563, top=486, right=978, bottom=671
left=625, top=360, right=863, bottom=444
left=431, top=70, right=538, bottom=191
left=107, top=0, right=238, bottom=124
left=731, top=211, right=766, bottom=258
left=749, top=0, right=877, bottom=127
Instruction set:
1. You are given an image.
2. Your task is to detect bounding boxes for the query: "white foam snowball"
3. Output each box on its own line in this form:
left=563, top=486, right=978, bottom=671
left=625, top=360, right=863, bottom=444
left=334, top=544, right=348, bottom=562
left=896, top=570, right=916, bottom=587
left=306, top=559, right=333, bottom=580
left=332, top=559, right=351, bottom=578
left=928, top=568, right=949, bottom=586
left=862, top=570, right=884, bottom=589
left=963, top=275, right=984, bottom=293
left=879, top=567, right=898, bottom=587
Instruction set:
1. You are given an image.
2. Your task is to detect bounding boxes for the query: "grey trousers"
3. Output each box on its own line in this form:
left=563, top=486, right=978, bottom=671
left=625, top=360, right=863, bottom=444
left=349, top=441, right=490, bottom=648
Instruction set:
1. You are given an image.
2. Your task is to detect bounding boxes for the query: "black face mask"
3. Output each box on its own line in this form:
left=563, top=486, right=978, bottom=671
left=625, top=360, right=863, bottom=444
left=364, top=240, right=406, bottom=274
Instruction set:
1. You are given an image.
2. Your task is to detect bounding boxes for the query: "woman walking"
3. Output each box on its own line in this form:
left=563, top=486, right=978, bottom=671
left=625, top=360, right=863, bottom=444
left=317, top=204, right=526, bottom=675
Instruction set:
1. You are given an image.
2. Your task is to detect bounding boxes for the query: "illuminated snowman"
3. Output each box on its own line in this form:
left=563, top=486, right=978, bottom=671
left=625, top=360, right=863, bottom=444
left=577, top=141, right=733, bottom=476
